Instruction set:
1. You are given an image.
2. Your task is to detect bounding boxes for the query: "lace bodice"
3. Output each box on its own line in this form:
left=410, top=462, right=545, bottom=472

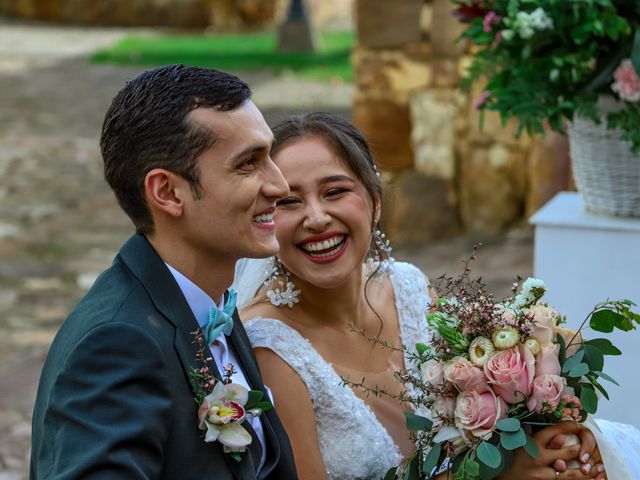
left=245, top=262, right=431, bottom=480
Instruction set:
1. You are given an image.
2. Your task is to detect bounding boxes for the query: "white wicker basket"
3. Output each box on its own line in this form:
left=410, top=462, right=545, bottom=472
left=568, top=111, right=640, bottom=217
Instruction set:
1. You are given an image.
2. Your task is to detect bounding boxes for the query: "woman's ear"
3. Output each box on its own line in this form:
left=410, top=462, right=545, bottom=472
left=144, top=168, right=184, bottom=218
left=373, top=194, right=382, bottom=225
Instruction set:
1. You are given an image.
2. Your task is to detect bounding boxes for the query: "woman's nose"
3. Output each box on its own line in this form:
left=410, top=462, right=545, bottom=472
left=303, top=202, right=331, bottom=230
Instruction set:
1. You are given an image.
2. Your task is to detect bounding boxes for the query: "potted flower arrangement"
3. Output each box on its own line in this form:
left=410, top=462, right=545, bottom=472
left=453, top=0, right=640, bottom=217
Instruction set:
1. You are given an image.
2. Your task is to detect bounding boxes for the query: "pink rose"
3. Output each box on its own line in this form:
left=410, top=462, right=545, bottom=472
left=484, top=345, right=535, bottom=404
left=421, top=359, right=445, bottom=388
left=525, top=303, right=558, bottom=346
left=535, top=344, right=561, bottom=377
left=444, top=356, right=487, bottom=391
left=432, top=397, right=457, bottom=424
left=527, top=374, right=567, bottom=413
left=455, top=384, right=507, bottom=438
left=612, top=59, right=640, bottom=102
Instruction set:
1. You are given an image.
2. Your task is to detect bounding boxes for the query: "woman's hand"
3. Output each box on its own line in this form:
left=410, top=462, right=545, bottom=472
left=551, top=425, right=607, bottom=480
left=496, top=422, right=598, bottom=480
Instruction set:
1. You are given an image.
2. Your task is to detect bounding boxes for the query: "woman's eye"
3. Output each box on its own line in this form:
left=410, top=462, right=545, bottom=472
left=276, top=197, right=301, bottom=207
left=326, top=188, right=349, bottom=197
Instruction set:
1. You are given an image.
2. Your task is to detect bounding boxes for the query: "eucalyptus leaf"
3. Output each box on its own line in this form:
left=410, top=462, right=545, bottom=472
left=582, top=345, right=604, bottom=372
left=404, top=412, right=433, bottom=432
left=590, top=309, right=626, bottom=333
left=593, top=371, right=620, bottom=386
left=466, top=459, right=480, bottom=477
left=569, top=362, right=590, bottom=378
left=477, top=441, right=502, bottom=469
left=631, top=26, right=640, bottom=75
left=496, top=418, right=521, bottom=432
left=580, top=383, right=598, bottom=414
left=585, top=338, right=622, bottom=356
left=500, top=429, right=527, bottom=450
left=422, top=442, right=442, bottom=476
left=524, top=434, right=540, bottom=459
left=590, top=378, right=610, bottom=400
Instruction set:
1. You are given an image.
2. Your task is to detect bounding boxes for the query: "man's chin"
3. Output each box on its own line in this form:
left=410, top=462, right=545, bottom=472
left=244, top=240, right=279, bottom=259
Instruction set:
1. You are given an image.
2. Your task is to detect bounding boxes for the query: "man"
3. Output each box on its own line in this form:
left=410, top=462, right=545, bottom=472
left=30, top=64, right=297, bottom=479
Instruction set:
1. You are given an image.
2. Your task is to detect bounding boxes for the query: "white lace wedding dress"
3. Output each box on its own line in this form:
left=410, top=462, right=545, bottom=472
left=245, top=262, right=430, bottom=479
left=238, top=259, right=640, bottom=480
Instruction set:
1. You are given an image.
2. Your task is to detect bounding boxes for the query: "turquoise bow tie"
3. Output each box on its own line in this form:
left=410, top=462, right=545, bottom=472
left=204, top=288, right=237, bottom=344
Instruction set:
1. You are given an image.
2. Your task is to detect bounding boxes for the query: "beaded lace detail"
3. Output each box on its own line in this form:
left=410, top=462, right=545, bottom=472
left=245, top=262, right=431, bottom=479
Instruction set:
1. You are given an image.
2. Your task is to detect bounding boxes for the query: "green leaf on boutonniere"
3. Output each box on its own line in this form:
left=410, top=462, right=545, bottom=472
left=255, top=401, right=273, bottom=412
left=245, top=390, right=264, bottom=410
left=404, top=412, right=433, bottom=432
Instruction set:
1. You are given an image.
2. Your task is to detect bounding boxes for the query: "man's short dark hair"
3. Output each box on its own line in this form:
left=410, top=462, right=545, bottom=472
left=100, top=64, right=252, bottom=235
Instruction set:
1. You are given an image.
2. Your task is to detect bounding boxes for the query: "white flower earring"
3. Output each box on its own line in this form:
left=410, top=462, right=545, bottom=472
left=264, top=257, right=300, bottom=308
left=365, top=226, right=394, bottom=281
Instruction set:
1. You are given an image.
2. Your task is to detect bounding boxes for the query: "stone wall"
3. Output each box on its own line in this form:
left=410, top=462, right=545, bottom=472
left=354, top=0, right=571, bottom=246
left=0, top=0, right=351, bottom=29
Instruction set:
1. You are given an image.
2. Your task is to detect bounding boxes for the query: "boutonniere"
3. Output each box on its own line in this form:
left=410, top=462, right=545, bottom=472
left=189, top=330, right=273, bottom=462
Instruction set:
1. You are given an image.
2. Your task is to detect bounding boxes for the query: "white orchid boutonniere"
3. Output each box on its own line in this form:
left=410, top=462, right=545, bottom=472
left=189, top=330, right=273, bottom=462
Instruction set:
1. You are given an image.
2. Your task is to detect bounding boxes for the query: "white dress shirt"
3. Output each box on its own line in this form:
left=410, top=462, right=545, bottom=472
left=165, top=264, right=266, bottom=471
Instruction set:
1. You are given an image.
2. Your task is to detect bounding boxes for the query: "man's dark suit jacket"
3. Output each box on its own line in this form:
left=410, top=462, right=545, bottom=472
left=30, top=234, right=297, bottom=479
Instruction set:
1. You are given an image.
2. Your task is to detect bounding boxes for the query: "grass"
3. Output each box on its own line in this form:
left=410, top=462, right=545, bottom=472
left=91, top=30, right=355, bottom=82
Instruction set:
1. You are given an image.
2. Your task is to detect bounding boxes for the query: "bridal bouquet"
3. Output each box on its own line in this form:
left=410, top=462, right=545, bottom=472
left=389, top=252, right=639, bottom=479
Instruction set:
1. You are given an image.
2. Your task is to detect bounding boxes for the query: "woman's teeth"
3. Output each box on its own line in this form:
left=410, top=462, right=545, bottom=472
left=253, top=213, right=273, bottom=223
left=301, top=235, right=345, bottom=255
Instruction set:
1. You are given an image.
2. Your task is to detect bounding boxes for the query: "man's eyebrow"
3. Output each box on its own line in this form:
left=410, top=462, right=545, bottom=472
left=231, top=144, right=271, bottom=161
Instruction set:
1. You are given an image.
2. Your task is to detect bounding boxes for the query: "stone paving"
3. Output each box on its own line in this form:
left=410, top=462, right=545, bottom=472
left=0, top=19, right=532, bottom=479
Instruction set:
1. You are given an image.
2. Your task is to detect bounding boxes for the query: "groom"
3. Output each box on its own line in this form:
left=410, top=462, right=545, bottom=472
left=30, top=65, right=297, bottom=479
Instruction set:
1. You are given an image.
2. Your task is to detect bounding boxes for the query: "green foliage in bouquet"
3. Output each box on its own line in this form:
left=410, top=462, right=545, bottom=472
left=453, top=0, right=640, bottom=152
left=382, top=250, right=640, bottom=480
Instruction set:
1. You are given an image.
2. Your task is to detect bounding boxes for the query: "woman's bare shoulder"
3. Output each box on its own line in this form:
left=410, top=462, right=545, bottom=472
left=239, top=298, right=284, bottom=323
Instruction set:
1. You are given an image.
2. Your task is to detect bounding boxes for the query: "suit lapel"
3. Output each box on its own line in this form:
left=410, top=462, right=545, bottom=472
left=227, top=309, right=283, bottom=477
left=118, top=235, right=223, bottom=388
left=118, top=235, right=260, bottom=479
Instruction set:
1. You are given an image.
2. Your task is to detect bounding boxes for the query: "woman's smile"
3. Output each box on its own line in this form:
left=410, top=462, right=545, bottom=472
left=298, top=234, right=349, bottom=264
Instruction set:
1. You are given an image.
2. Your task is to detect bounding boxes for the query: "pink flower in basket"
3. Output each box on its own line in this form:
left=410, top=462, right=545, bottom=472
left=611, top=59, right=640, bottom=102
left=484, top=345, right=535, bottom=403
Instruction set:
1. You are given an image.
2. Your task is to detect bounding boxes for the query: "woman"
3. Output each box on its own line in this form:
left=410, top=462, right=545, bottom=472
left=237, top=112, right=629, bottom=479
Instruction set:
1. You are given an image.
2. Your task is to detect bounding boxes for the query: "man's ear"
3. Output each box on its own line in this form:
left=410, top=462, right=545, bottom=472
left=144, top=168, right=185, bottom=218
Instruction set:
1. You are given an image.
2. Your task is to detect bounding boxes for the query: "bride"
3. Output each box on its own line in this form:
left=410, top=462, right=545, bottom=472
left=235, top=112, right=638, bottom=479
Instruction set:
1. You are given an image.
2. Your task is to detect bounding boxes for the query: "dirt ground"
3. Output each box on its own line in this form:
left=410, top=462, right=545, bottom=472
left=0, top=18, right=532, bottom=479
